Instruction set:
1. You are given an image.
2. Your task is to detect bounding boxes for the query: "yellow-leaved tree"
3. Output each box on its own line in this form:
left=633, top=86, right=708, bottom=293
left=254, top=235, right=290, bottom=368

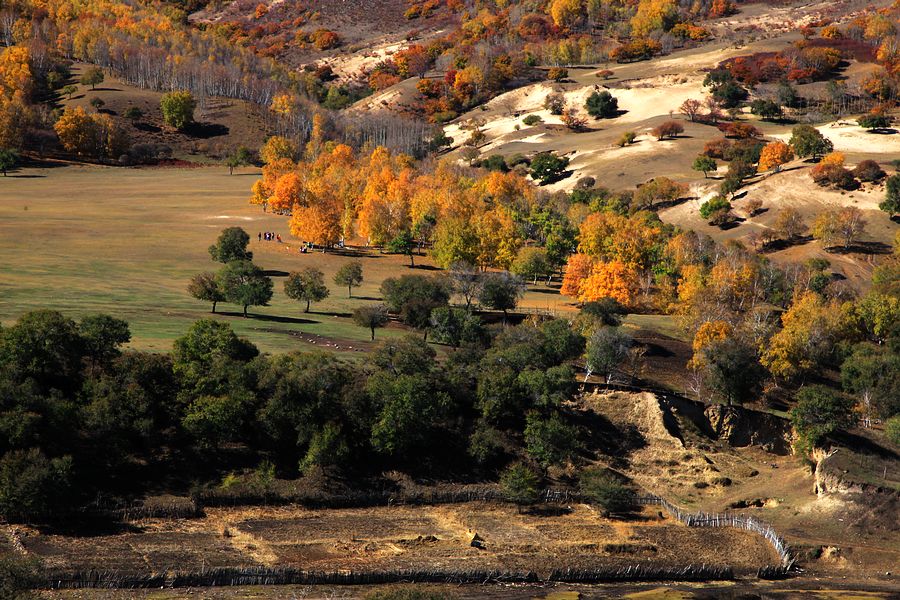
left=560, top=253, right=594, bottom=298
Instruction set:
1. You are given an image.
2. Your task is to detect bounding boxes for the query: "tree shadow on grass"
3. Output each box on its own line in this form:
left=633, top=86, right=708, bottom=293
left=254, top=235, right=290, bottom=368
left=183, top=121, right=229, bottom=139
left=528, top=287, right=560, bottom=295
left=262, top=269, right=289, bottom=277
left=218, top=311, right=318, bottom=325
left=134, top=122, right=161, bottom=133
left=825, top=241, right=893, bottom=255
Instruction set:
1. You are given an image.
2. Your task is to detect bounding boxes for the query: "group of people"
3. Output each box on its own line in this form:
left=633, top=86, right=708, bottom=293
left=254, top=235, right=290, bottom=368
left=259, top=232, right=281, bottom=243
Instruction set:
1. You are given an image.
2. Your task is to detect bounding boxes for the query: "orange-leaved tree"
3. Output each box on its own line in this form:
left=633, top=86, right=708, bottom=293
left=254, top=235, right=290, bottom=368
left=757, top=140, right=794, bottom=173
left=577, top=260, right=639, bottom=306
left=560, top=253, right=594, bottom=298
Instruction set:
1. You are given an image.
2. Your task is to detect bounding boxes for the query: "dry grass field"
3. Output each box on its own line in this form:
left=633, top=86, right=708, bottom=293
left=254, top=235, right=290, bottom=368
left=11, top=502, right=776, bottom=577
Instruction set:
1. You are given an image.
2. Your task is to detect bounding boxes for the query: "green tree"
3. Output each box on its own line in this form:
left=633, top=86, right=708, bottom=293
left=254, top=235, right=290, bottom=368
left=299, top=422, right=350, bottom=475
left=123, top=106, right=143, bottom=121
left=886, top=415, right=900, bottom=446
left=790, top=385, right=856, bottom=451
left=585, top=90, right=618, bottom=118
left=692, top=155, right=717, bottom=178
left=61, top=84, right=77, bottom=99
left=380, top=274, right=451, bottom=334
left=79, top=66, right=104, bottom=89
left=160, top=90, right=196, bottom=130
left=217, top=260, right=273, bottom=317
left=858, top=114, right=890, bottom=130
left=334, top=261, right=364, bottom=297
left=478, top=271, right=525, bottom=319
left=585, top=327, right=631, bottom=383
left=789, top=125, right=833, bottom=159
left=0, top=448, right=72, bottom=522
left=284, top=268, right=329, bottom=313
left=524, top=411, right=580, bottom=467
left=171, top=319, right=258, bottom=402
left=368, top=372, right=450, bottom=456
left=0, top=553, right=41, bottom=600
left=500, top=462, right=540, bottom=506
left=209, top=227, right=253, bottom=263
left=0, top=310, right=86, bottom=394
left=701, top=337, right=765, bottom=405
left=881, top=174, right=900, bottom=217
left=750, top=98, right=782, bottom=121
left=79, top=314, right=131, bottom=371
left=188, top=272, right=225, bottom=313
left=387, top=229, right=416, bottom=267
left=530, top=152, right=570, bottom=185
left=353, top=304, right=389, bottom=340
left=0, top=148, right=18, bottom=176
left=579, top=467, right=635, bottom=513
left=700, top=195, right=732, bottom=219
left=182, top=392, right=251, bottom=449
left=841, top=342, right=899, bottom=420
left=429, top=306, right=487, bottom=348
left=511, top=246, right=550, bottom=284
left=225, top=146, right=253, bottom=174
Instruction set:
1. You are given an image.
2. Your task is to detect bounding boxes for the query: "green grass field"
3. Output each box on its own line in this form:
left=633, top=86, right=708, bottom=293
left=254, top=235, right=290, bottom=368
left=0, top=164, right=580, bottom=353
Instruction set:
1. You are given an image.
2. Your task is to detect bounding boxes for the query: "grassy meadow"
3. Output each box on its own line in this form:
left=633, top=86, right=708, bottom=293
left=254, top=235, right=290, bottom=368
left=0, top=164, right=583, bottom=353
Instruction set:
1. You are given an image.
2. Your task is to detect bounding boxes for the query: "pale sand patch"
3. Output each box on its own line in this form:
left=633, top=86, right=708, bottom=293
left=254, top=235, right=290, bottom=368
left=771, top=122, right=900, bottom=154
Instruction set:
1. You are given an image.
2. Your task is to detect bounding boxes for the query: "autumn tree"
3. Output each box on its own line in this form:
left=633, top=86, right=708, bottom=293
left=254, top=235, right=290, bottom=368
left=289, top=197, right=343, bottom=250
left=188, top=272, right=224, bottom=313
left=757, top=141, right=794, bottom=173
left=334, top=261, right=363, bottom=297
left=79, top=67, right=104, bottom=90
left=812, top=207, right=867, bottom=249
left=762, top=291, right=849, bottom=380
left=259, top=136, right=298, bottom=164
left=578, top=261, right=639, bottom=307
left=160, top=91, right=196, bottom=130
left=561, top=253, right=594, bottom=299
left=284, top=268, right=330, bottom=313
left=634, top=177, right=687, bottom=209
left=774, top=207, right=807, bottom=241
left=680, top=98, right=703, bottom=122
left=688, top=320, right=733, bottom=370
left=53, top=107, right=128, bottom=159
left=651, top=120, right=683, bottom=140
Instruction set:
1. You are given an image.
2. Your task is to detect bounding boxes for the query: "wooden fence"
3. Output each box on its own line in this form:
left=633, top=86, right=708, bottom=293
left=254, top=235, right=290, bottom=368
left=635, top=494, right=794, bottom=569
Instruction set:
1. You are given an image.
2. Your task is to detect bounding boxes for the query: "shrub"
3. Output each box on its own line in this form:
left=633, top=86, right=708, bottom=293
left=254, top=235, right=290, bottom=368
left=500, top=462, right=540, bottom=505
left=530, top=152, right=570, bottom=185
left=579, top=468, right=635, bottom=513
left=853, top=159, right=885, bottom=182
left=160, top=91, right=196, bottom=130
left=617, top=131, right=637, bottom=147
left=547, top=67, right=568, bottom=82
left=886, top=415, right=900, bottom=446
left=544, top=92, right=565, bottom=115
left=858, top=113, right=891, bottom=130
left=723, top=122, right=761, bottom=139
left=586, top=90, right=619, bottom=119
left=522, top=114, right=542, bottom=126
left=703, top=137, right=731, bottom=158
left=811, top=163, right=858, bottom=190
left=651, top=120, right=684, bottom=140
left=699, top=195, right=732, bottom=219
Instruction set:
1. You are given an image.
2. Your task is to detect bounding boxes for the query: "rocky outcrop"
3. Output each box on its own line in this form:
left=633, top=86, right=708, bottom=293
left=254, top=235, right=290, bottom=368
left=703, top=404, right=791, bottom=455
